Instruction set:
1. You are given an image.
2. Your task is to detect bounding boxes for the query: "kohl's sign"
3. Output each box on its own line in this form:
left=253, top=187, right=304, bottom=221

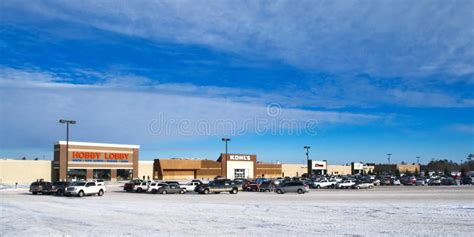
left=228, top=155, right=251, bottom=161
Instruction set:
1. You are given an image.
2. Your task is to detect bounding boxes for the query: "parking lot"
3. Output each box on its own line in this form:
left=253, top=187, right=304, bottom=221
left=1, top=185, right=473, bottom=236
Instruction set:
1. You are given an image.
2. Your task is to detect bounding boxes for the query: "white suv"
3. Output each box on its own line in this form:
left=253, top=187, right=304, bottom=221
left=65, top=181, right=106, bottom=197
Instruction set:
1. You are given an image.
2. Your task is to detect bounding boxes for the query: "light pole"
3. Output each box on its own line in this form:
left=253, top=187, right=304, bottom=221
left=222, top=138, right=231, bottom=160
left=60, top=119, right=76, bottom=181
left=416, top=156, right=420, bottom=164
left=304, top=146, right=311, bottom=176
left=387, top=153, right=392, bottom=164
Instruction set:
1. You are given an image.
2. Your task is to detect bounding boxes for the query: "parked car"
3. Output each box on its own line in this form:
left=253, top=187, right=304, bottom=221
left=441, top=177, right=457, bottom=186
left=336, top=180, right=356, bottom=189
left=275, top=181, right=309, bottom=194
left=415, top=178, right=426, bottom=186
left=135, top=181, right=151, bottom=193
left=428, top=178, right=441, bottom=186
left=157, top=184, right=186, bottom=194
left=312, top=178, right=336, bottom=189
left=273, top=178, right=284, bottom=186
left=148, top=183, right=168, bottom=194
left=353, top=181, right=374, bottom=189
left=392, top=179, right=401, bottom=185
left=194, top=182, right=210, bottom=192
left=401, top=176, right=416, bottom=186
left=65, top=181, right=106, bottom=197
left=51, top=181, right=71, bottom=195
left=246, top=181, right=260, bottom=191
left=180, top=180, right=203, bottom=192
left=259, top=181, right=275, bottom=192
left=29, top=181, right=53, bottom=195
left=123, top=180, right=143, bottom=192
left=162, top=181, right=180, bottom=186
left=197, top=180, right=239, bottom=194
left=460, top=176, right=473, bottom=185
left=381, top=178, right=392, bottom=186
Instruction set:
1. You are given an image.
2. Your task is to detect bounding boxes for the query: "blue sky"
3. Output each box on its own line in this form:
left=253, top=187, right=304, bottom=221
left=0, top=1, right=473, bottom=164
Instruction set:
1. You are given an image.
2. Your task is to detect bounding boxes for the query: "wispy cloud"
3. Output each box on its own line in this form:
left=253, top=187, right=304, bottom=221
left=2, top=0, right=472, bottom=80
left=0, top=67, right=378, bottom=149
left=449, top=124, right=474, bottom=134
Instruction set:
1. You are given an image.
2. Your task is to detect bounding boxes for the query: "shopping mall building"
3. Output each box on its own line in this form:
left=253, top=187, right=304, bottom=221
left=54, top=141, right=140, bottom=181
left=0, top=140, right=402, bottom=184
left=154, top=153, right=282, bottom=180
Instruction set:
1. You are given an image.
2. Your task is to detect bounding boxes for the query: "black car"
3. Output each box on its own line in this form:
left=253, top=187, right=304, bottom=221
left=51, top=181, right=70, bottom=195
left=194, top=182, right=210, bottom=192
left=29, top=181, right=53, bottom=195
left=157, top=184, right=186, bottom=194
left=460, top=176, right=473, bottom=185
left=259, top=181, right=275, bottom=192
left=441, top=177, right=457, bottom=185
left=197, top=180, right=239, bottom=194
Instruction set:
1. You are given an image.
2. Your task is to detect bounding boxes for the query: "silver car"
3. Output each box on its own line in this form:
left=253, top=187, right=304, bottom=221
left=275, top=181, right=309, bottom=194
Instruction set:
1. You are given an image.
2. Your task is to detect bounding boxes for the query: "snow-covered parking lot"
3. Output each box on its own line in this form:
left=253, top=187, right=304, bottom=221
left=1, top=185, right=474, bottom=236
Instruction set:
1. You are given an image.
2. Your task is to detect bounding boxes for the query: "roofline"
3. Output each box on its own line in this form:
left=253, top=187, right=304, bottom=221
left=56, top=141, right=140, bottom=149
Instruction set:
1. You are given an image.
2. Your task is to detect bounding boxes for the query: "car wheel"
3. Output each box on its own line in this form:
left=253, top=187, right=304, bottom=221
left=162, top=190, right=167, bottom=194
left=316, top=185, right=320, bottom=189
left=276, top=189, right=283, bottom=194
left=32, top=192, right=37, bottom=195
left=204, top=189, right=210, bottom=194
left=136, top=188, right=142, bottom=193
left=297, top=189, right=304, bottom=194
left=231, top=188, right=238, bottom=194
left=57, top=189, right=64, bottom=196
left=180, top=190, right=185, bottom=194
left=78, top=191, right=85, bottom=197
left=98, top=189, right=104, bottom=196
left=151, top=189, right=157, bottom=194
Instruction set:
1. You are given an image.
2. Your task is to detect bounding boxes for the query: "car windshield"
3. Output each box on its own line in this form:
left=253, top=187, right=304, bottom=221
left=71, top=182, right=86, bottom=186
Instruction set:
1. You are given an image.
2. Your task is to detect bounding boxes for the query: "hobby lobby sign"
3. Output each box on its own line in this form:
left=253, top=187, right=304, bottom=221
left=71, top=152, right=129, bottom=160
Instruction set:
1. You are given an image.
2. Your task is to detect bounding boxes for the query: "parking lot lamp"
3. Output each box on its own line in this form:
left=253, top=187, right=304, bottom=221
left=59, top=119, right=76, bottom=180
left=304, top=146, right=311, bottom=177
left=387, top=153, right=392, bottom=164
left=222, top=138, right=231, bottom=160
left=416, top=156, right=420, bottom=164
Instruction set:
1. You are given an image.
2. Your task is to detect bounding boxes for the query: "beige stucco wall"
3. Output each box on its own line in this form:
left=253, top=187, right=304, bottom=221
left=138, top=161, right=154, bottom=180
left=0, top=159, right=52, bottom=184
left=327, top=165, right=352, bottom=175
left=281, top=164, right=307, bottom=177
left=397, top=164, right=420, bottom=174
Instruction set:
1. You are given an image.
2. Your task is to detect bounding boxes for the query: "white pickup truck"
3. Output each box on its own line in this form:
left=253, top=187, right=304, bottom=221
left=65, top=181, right=106, bottom=197
left=180, top=180, right=204, bottom=192
left=312, top=179, right=337, bottom=189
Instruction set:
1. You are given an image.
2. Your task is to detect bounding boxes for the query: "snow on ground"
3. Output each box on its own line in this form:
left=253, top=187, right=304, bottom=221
left=1, top=186, right=473, bottom=236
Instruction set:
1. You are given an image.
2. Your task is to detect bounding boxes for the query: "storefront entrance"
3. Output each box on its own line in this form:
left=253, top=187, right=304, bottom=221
left=234, top=169, right=246, bottom=179
left=93, top=169, right=111, bottom=181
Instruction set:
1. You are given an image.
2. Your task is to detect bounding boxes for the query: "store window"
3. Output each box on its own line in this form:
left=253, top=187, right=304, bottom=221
left=93, top=169, right=111, bottom=181
left=117, top=169, right=132, bottom=181
left=234, top=169, right=246, bottom=179
left=67, top=169, right=86, bottom=181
